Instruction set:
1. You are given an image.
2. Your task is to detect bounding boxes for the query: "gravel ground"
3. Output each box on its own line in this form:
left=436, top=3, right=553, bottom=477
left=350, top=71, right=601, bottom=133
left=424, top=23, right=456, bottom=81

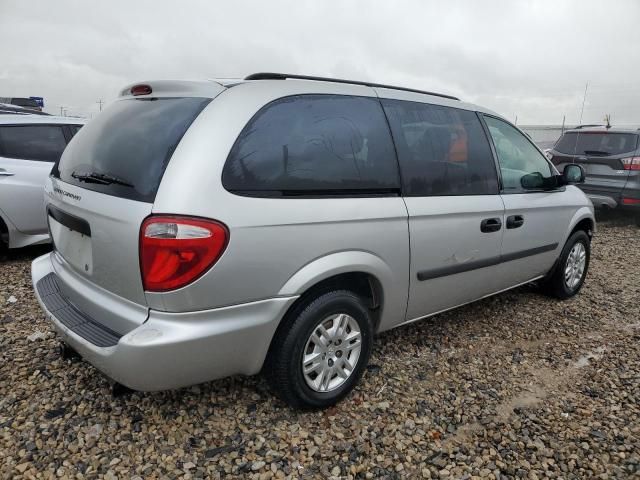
left=1, top=212, right=639, bottom=479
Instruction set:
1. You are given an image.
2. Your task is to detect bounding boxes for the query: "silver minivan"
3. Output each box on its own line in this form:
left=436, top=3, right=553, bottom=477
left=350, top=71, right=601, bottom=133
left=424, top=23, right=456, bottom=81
left=32, top=74, right=595, bottom=408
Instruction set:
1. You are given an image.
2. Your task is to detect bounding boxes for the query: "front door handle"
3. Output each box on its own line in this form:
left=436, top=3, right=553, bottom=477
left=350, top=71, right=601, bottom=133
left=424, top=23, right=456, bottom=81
left=0, top=169, right=15, bottom=176
left=507, top=215, right=525, bottom=229
left=480, top=217, right=502, bottom=233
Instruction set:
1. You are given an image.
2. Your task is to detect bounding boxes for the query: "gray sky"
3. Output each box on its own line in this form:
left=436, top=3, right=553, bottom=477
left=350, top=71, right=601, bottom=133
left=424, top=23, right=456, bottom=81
left=1, top=0, right=639, bottom=125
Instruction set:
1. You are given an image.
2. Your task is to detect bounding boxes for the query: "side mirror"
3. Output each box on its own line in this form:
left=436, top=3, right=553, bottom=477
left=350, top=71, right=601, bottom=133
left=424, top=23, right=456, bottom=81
left=562, top=164, right=585, bottom=184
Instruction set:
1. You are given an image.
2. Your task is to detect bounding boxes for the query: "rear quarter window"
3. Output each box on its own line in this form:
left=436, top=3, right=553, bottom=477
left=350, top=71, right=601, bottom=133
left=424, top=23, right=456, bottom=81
left=55, top=97, right=211, bottom=202
left=222, top=94, right=400, bottom=196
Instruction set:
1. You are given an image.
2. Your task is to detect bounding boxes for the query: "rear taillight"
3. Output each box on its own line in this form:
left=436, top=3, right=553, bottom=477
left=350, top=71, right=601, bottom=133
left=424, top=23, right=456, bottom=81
left=140, top=216, right=228, bottom=292
left=621, top=156, right=640, bottom=171
left=621, top=197, right=640, bottom=205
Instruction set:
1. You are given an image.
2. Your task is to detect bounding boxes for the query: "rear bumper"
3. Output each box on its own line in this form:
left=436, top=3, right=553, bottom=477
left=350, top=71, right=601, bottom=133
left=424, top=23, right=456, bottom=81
left=32, top=253, right=298, bottom=391
left=585, top=193, right=640, bottom=210
left=586, top=193, right=618, bottom=209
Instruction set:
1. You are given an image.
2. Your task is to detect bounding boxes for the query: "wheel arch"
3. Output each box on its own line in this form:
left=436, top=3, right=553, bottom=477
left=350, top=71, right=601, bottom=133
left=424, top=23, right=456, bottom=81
left=564, top=207, right=595, bottom=246
left=0, top=210, right=11, bottom=247
left=544, top=207, right=594, bottom=284
left=277, top=250, right=395, bottom=332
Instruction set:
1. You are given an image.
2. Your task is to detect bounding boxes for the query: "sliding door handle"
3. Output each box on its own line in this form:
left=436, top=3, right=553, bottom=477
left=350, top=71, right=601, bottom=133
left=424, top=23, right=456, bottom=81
left=507, top=215, right=525, bottom=229
left=480, top=217, right=502, bottom=233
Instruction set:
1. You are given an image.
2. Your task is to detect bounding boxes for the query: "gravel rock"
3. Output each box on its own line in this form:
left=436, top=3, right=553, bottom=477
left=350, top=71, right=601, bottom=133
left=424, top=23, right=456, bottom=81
left=1, top=216, right=639, bottom=478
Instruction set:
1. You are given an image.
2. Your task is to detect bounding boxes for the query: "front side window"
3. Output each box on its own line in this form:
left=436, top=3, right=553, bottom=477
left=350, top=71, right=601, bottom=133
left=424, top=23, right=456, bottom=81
left=222, top=95, right=400, bottom=195
left=484, top=116, right=555, bottom=192
left=381, top=99, right=498, bottom=196
left=0, top=125, right=67, bottom=162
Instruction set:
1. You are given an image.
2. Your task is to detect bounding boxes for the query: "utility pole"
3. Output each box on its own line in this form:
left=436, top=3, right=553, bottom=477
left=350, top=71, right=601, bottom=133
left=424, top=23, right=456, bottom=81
left=97, top=99, right=104, bottom=111
left=59, top=106, right=64, bottom=116
left=514, top=115, right=518, bottom=125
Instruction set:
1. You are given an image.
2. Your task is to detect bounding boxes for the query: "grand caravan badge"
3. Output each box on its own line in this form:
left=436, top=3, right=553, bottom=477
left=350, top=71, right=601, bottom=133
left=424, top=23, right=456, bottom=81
left=53, top=186, right=81, bottom=201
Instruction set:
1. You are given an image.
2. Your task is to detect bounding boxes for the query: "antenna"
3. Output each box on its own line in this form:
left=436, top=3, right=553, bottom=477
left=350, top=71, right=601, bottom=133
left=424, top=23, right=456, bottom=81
left=572, top=83, right=590, bottom=165
left=578, top=82, right=589, bottom=124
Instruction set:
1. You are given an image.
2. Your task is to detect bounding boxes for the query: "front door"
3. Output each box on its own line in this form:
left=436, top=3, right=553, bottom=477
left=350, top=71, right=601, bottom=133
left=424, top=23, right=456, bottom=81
left=483, top=116, right=575, bottom=288
left=380, top=96, right=504, bottom=321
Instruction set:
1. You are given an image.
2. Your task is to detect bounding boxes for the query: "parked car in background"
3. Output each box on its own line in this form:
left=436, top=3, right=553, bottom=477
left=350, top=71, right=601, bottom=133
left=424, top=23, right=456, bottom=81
left=32, top=74, right=594, bottom=409
left=0, top=115, right=85, bottom=248
left=546, top=126, right=640, bottom=222
left=0, top=102, right=51, bottom=116
left=0, top=97, right=43, bottom=112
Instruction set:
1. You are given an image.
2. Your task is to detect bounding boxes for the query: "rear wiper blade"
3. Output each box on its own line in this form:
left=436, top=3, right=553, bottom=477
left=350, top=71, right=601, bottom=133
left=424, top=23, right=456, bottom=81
left=71, top=171, right=134, bottom=187
left=582, top=150, right=610, bottom=156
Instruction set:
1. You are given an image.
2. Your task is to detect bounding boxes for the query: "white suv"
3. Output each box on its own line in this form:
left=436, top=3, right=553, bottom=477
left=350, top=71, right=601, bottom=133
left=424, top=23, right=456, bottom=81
left=0, top=114, right=84, bottom=248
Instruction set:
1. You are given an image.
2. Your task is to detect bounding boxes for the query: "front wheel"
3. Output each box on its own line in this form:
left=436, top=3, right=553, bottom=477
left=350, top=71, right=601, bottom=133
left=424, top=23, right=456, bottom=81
left=265, top=290, right=373, bottom=409
left=542, top=230, right=591, bottom=299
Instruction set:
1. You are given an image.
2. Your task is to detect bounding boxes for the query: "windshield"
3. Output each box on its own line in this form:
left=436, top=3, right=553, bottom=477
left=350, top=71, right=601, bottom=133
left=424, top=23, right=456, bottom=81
left=54, top=97, right=211, bottom=202
left=555, top=132, right=638, bottom=156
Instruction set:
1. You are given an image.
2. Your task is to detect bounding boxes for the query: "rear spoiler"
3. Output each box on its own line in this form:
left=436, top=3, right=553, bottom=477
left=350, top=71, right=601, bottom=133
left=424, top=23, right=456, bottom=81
left=119, top=80, right=227, bottom=99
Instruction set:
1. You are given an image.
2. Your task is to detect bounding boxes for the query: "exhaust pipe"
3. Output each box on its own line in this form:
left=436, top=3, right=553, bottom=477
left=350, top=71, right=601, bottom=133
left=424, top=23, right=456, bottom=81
left=58, top=342, right=81, bottom=361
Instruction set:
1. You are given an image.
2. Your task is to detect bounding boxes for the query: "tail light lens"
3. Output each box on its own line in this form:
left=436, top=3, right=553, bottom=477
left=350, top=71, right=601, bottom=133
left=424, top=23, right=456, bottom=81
left=621, top=156, right=640, bottom=171
left=621, top=197, right=640, bottom=205
left=131, top=84, right=152, bottom=96
left=140, top=216, right=228, bottom=292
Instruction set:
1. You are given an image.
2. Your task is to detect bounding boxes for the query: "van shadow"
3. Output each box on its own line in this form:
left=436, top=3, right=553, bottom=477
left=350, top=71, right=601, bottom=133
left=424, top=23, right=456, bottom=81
left=0, top=243, right=51, bottom=263
left=106, top=283, right=548, bottom=415
left=595, top=208, right=638, bottom=227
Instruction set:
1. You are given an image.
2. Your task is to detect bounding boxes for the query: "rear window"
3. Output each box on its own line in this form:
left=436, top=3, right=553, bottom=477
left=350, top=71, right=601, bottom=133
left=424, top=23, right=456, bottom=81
left=222, top=94, right=400, bottom=196
left=555, top=132, right=639, bottom=156
left=0, top=125, right=67, bottom=162
left=55, top=97, right=211, bottom=202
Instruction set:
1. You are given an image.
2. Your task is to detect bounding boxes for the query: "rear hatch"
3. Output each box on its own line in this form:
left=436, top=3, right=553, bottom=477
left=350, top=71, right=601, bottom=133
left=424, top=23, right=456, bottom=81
left=550, top=130, right=639, bottom=196
left=46, top=84, right=218, bottom=331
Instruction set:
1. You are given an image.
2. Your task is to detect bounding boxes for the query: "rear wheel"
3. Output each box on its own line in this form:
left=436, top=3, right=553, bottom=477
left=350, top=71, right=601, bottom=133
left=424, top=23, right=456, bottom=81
left=265, top=290, right=373, bottom=409
left=542, top=230, right=590, bottom=299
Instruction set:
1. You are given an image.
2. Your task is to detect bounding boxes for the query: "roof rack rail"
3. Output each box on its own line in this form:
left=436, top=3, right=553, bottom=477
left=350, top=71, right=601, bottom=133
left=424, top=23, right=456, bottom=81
left=573, top=124, right=606, bottom=129
left=244, top=72, right=460, bottom=101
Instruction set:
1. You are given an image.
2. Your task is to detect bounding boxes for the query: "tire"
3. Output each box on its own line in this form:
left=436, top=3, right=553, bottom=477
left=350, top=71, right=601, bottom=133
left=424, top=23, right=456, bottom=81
left=542, top=230, right=590, bottom=299
left=265, top=289, right=374, bottom=409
